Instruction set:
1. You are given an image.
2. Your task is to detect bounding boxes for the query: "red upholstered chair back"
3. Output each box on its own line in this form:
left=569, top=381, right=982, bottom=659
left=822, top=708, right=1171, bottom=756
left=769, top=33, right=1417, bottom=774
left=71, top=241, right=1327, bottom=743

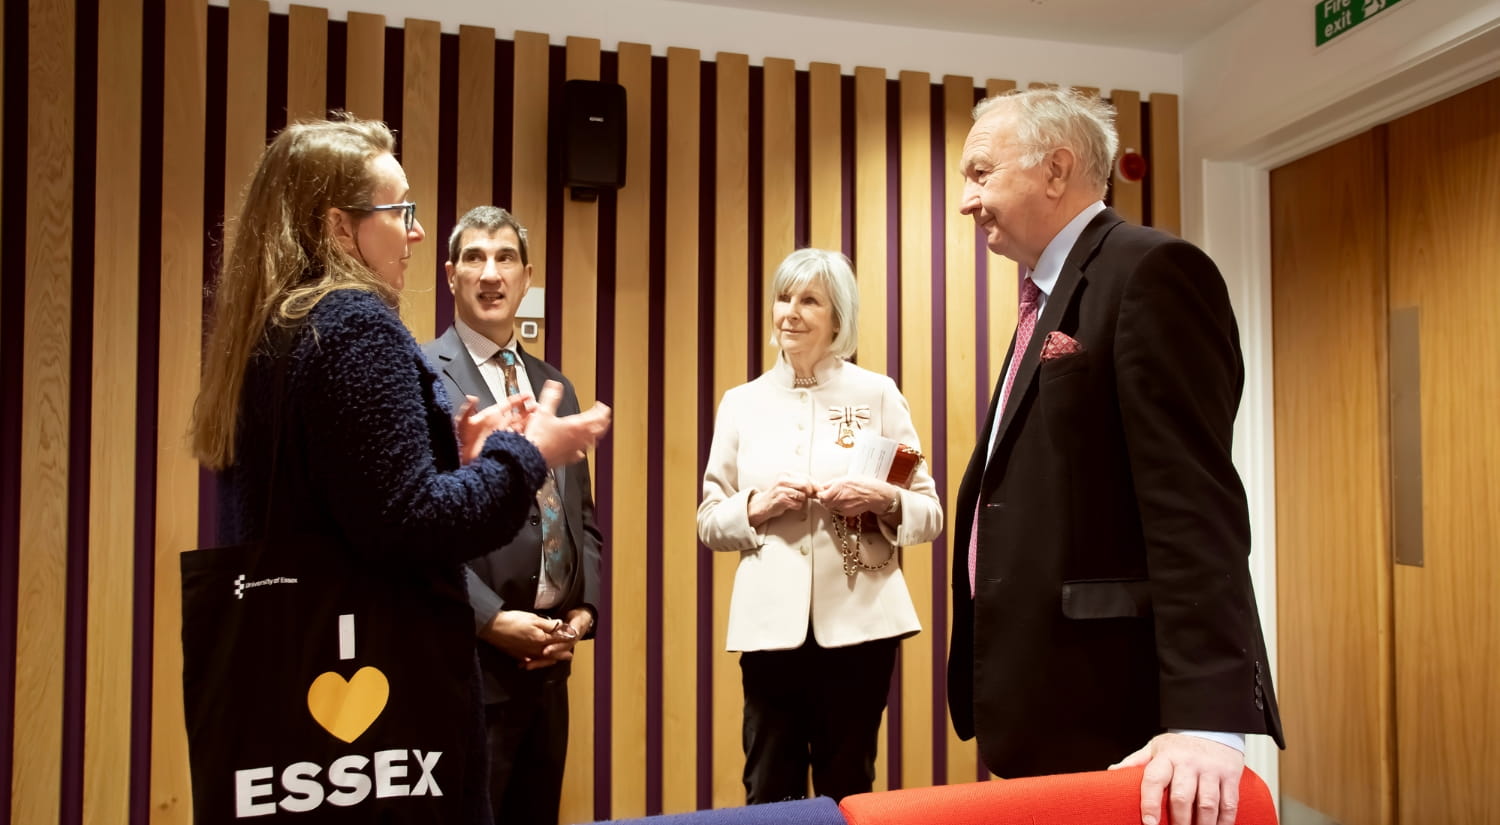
left=839, top=767, right=1277, bottom=825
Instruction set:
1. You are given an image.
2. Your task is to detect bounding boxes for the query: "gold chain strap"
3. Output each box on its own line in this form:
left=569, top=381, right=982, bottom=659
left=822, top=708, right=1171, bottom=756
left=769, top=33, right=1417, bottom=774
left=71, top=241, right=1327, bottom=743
left=831, top=515, right=896, bottom=577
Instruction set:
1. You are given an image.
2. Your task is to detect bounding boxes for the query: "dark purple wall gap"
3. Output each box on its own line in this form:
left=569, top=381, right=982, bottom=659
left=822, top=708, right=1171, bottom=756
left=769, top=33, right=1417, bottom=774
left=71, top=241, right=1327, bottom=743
left=324, top=20, right=346, bottom=114
left=265, top=13, right=287, bottom=135
left=839, top=73, right=855, bottom=262
left=695, top=57, right=717, bottom=812
left=543, top=44, right=565, bottom=368
left=131, top=0, right=168, bottom=818
left=0, top=3, right=27, bottom=821
left=746, top=66, right=764, bottom=380
left=643, top=52, right=668, bottom=817
left=60, top=1, right=100, bottom=820
left=925, top=85, right=949, bottom=787
left=590, top=47, right=621, bottom=821
left=432, top=30, right=460, bottom=335
left=793, top=68, right=809, bottom=249
left=882, top=76, right=903, bottom=790
left=199, top=5, right=228, bottom=552
left=491, top=38, right=515, bottom=212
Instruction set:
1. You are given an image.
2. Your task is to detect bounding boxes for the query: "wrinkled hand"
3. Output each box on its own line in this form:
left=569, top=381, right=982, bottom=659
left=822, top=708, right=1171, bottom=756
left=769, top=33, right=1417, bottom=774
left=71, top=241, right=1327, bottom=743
left=817, top=476, right=898, bottom=519
left=1110, top=733, right=1245, bottom=825
left=455, top=394, right=532, bottom=465
left=523, top=380, right=612, bottom=468
left=523, top=608, right=595, bottom=670
left=747, top=473, right=818, bottom=527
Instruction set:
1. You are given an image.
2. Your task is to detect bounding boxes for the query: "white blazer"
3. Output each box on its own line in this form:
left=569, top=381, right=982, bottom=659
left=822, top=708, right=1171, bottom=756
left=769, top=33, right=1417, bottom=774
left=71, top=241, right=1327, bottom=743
left=697, top=353, right=942, bottom=652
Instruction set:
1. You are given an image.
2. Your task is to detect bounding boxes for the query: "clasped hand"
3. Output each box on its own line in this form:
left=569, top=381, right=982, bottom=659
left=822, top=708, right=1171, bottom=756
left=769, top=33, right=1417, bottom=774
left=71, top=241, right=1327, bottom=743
left=482, top=608, right=593, bottom=671
left=456, top=379, right=612, bottom=468
left=747, top=473, right=897, bottom=526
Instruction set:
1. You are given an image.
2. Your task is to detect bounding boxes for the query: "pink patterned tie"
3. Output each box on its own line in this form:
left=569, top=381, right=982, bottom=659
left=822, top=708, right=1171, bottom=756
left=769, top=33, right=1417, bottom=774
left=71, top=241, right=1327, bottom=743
left=969, top=276, right=1041, bottom=597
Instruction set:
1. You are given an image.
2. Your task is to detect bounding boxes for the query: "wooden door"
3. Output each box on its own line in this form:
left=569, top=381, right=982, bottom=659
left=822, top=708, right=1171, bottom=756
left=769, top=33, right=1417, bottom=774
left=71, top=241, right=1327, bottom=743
left=1386, top=76, right=1500, bottom=824
left=1270, top=129, right=1395, bottom=825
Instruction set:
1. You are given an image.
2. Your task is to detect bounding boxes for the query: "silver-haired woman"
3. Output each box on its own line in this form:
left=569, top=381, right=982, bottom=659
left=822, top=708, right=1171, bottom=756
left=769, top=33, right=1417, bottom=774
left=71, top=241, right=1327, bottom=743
left=697, top=248, right=943, bottom=803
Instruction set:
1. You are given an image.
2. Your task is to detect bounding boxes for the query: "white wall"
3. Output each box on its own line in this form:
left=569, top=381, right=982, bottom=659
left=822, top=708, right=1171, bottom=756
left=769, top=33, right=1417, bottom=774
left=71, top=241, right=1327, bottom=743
left=234, top=0, right=1183, bottom=91
left=1181, top=0, right=1500, bottom=804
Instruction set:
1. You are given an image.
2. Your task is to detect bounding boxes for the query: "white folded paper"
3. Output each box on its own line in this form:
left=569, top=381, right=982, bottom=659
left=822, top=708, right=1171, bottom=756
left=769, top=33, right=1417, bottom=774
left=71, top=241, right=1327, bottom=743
left=847, top=432, right=898, bottom=481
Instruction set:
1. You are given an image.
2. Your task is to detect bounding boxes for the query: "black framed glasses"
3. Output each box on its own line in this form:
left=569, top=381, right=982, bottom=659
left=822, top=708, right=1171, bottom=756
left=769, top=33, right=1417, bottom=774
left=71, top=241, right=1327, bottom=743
left=341, top=201, right=417, bottom=232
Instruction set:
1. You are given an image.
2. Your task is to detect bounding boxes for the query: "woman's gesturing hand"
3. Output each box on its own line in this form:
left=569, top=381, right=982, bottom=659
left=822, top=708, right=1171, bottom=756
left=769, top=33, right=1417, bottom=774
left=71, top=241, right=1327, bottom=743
left=456, top=394, right=532, bottom=466
left=523, top=379, right=613, bottom=468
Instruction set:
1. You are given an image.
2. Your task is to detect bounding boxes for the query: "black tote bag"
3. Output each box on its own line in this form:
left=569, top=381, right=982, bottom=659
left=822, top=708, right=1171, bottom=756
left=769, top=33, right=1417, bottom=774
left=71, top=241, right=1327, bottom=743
left=180, top=535, right=480, bottom=823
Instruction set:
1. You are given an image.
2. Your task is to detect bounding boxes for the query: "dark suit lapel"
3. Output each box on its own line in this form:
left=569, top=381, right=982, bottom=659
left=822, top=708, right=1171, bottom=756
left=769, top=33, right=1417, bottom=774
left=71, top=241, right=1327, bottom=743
left=989, top=208, right=1122, bottom=453
left=434, top=326, right=499, bottom=408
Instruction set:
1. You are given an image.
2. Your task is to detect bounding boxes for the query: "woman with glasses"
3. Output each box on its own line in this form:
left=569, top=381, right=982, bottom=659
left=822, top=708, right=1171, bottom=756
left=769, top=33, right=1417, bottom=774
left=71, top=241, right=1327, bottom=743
left=190, top=115, right=610, bottom=823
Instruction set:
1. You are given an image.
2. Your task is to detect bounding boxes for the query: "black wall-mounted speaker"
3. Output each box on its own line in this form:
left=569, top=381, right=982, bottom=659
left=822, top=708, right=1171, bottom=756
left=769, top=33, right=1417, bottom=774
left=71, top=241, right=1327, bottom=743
left=558, top=79, right=627, bottom=199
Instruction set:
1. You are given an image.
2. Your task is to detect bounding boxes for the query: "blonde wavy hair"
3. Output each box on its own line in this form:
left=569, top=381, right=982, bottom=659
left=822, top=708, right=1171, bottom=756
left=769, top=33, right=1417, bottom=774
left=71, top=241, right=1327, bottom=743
left=191, top=115, right=400, bottom=470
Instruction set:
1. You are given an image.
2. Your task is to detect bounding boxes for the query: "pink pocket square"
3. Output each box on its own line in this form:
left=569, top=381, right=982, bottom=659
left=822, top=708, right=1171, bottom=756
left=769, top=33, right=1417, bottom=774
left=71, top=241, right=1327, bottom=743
left=1040, top=331, right=1084, bottom=360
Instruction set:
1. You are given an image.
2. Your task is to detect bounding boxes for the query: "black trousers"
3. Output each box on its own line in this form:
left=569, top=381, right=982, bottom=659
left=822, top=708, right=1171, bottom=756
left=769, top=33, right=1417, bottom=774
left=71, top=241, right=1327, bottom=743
left=483, top=668, right=570, bottom=825
left=739, top=635, right=899, bottom=804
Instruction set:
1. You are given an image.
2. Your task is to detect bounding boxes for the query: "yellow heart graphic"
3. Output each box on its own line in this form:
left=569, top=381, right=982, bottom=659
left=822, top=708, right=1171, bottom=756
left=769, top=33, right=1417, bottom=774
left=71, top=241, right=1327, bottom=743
left=306, top=666, right=390, bottom=743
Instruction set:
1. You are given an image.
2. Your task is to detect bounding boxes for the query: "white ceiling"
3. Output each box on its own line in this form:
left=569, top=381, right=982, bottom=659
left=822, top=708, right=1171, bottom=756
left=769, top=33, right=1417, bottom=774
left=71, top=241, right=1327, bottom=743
left=667, top=0, right=1256, bottom=52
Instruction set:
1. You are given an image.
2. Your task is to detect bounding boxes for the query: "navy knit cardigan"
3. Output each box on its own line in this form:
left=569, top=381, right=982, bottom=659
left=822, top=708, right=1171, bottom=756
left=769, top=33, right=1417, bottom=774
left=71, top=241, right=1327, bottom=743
left=218, top=287, right=547, bottom=824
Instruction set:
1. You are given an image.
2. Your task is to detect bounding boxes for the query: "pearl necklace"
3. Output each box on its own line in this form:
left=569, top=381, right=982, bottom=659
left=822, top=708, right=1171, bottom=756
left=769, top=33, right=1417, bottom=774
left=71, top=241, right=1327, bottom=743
left=792, top=375, right=817, bottom=387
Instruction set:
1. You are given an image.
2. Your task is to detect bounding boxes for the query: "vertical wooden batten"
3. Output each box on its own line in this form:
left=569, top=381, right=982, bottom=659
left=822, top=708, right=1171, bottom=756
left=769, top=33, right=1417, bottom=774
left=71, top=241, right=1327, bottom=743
left=400, top=17, right=440, bottom=342
left=982, top=78, right=1019, bottom=397
left=760, top=57, right=794, bottom=371
left=1146, top=92, right=1179, bottom=235
left=660, top=44, right=701, bottom=815
left=84, top=0, right=142, bottom=821
left=896, top=69, right=934, bottom=791
left=455, top=25, right=496, bottom=216
left=608, top=40, right=652, bottom=820
left=152, top=1, right=206, bottom=821
left=709, top=48, right=750, bottom=812
left=510, top=31, right=549, bottom=352
left=851, top=65, right=889, bottom=791
left=284, top=5, right=327, bottom=123
left=939, top=73, right=979, bottom=787
left=222, top=0, right=268, bottom=286
left=1108, top=89, right=1143, bottom=225
left=557, top=34, right=602, bottom=825
left=807, top=62, right=841, bottom=251
left=14, top=0, right=74, bottom=821
left=342, top=11, right=384, bottom=121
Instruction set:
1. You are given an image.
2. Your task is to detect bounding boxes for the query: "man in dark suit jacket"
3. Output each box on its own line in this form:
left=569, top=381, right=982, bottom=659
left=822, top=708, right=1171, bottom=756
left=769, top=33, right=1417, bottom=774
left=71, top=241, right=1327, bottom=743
left=949, top=89, right=1284, bottom=825
left=422, top=206, right=602, bottom=825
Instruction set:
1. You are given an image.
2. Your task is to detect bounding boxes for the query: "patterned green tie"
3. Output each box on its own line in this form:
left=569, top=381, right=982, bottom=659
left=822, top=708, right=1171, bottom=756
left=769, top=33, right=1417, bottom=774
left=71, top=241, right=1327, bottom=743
left=497, top=350, right=569, bottom=586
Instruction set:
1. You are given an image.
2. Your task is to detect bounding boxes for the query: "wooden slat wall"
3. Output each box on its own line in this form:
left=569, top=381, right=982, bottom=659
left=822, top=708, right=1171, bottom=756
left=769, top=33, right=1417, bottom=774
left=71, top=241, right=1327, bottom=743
left=0, top=4, right=1185, bottom=821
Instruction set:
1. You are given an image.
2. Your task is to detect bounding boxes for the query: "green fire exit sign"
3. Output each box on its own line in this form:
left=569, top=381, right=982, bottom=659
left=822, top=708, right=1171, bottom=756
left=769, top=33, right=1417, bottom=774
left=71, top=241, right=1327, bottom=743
left=1316, top=0, right=1405, bottom=46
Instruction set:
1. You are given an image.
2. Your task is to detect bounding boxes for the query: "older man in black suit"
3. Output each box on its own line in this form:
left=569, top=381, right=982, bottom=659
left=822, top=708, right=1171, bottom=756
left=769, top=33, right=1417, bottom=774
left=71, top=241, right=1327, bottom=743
left=948, top=89, right=1284, bottom=825
left=423, top=206, right=601, bottom=825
